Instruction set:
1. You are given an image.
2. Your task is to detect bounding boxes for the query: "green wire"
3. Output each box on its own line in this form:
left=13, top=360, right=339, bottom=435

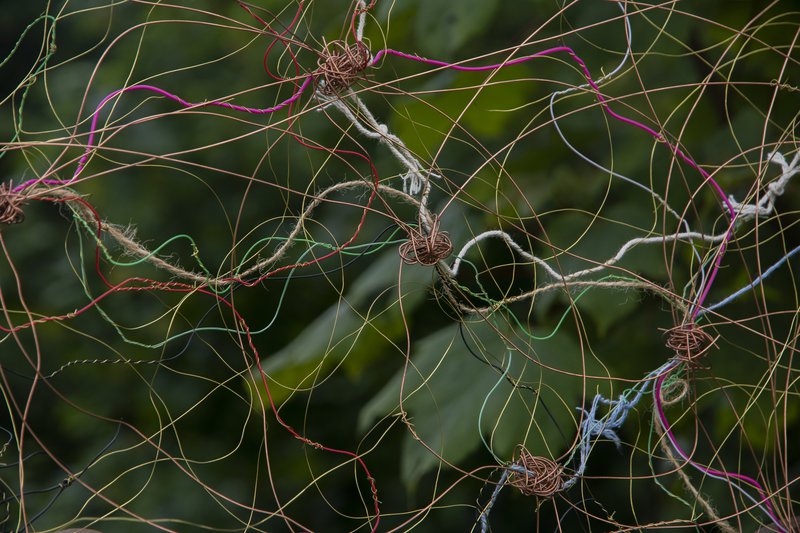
left=68, top=218, right=408, bottom=352
left=72, top=202, right=404, bottom=275
left=453, top=257, right=643, bottom=340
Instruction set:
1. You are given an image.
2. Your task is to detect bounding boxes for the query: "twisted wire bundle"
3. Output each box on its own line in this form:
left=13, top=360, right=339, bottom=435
left=665, top=323, right=715, bottom=365
left=398, top=217, right=452, bottom=266
left=507, top=446, right=564, bottom=498
left=314, top=40, right=371, bottom=95
left=0, top=182, right=25, bottom=225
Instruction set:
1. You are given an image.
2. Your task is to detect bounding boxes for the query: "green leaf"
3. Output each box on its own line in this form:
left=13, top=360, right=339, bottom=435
left=461, top=74, right=528, bottom=138
left=251, top=251, right=433, bottom=405
left=359, top=321, right=509, bottom=488
left=250, top=204, right=476, bottom=405
left=359, top=319, right=600, bottom=489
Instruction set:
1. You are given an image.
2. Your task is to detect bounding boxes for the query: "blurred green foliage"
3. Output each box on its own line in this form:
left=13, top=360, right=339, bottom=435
left=1, top=0, right=798, bottom=531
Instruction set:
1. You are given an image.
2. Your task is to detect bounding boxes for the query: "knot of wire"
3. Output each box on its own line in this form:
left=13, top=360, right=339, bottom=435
left=0, top=182, right=25, bottom=225
left=398, top=216, right=452, bottom=266
left=507, top=446, right=564, bottom=498
left=314, top=40, right=371, bottom=96
left=665, top=323, right=715, bottom=365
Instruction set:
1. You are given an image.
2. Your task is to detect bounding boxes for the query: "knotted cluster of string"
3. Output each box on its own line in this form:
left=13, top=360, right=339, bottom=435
left=398, top=215, right=452, bottom=266
left=0, top=181, right=25, bottom=225
left=506, top=446, right=564, bottom=498
left=665, top=323, right=715, bottom=365
left=314, top=40, right=371, bottom=96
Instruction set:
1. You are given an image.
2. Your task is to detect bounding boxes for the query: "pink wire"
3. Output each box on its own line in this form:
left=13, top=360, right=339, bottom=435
left=9, top=23, right=782, bottom=531
left=22, top=45, right=734, bottom=316
left=13, top=76, right=312, bottom=192
left=375, top=50, right=788, bottom=527
left=370, top=47, right=737, bottom=317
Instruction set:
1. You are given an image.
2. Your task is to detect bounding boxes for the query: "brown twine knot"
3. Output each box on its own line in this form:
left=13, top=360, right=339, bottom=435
left=665, top=323, right=715, bottom=365
left=507, top=446, right=564, bottom=498
left=314, top=40, right=371, bottom=95
left=0, top=182, right=25, bottom=226
left=398, top=216, right=452, bottom=266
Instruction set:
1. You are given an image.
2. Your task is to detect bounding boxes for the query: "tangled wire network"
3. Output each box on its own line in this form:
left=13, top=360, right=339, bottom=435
left=1, top=0, right=799, bottom=531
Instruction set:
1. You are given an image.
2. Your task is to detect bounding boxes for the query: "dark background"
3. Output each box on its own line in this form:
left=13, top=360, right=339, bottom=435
left=1, top=1, right=798, bottom=531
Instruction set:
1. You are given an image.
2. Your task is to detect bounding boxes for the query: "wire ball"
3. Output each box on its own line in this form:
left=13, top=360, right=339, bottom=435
left=314, top=39, right=371, bottom=96
left=507, top=446, right=564, bottom=498
left=0, top=182, right=25, bottom=226
left=665, top=323, right=716, bottom=365
left=398, top=216, right=452, bottom=266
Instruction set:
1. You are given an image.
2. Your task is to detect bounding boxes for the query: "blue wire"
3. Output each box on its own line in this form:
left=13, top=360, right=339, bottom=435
left=698, top=244, right=800, bottom=317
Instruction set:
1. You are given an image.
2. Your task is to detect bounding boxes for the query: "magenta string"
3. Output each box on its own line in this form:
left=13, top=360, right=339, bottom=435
left=19, top=46, right=734, bottom=315
left=6, top=25, right=783, bottom=531
left=13, top=76, right=312, bottom=192
left=371, top=47, right=737, bottom=317
left=654, top=371, right=786, bottom=531
left=373, top=49, right=779, bottom=524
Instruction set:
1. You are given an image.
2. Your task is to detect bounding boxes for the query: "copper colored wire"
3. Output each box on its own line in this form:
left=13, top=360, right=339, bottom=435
left=507, top=446, right=564, bottom=498
left=314, top=40, right=370, bottom=95
left=0, top=182, right=25, bottom=226
left=665, top=323, right=715, bottom=365
left=398, top=216, right=452, bottom=266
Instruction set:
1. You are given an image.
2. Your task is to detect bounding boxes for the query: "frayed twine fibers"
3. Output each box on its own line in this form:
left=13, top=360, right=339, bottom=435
left=0, top=182, right=25, bottom=226
left=398, top=215, right=452, bottom=266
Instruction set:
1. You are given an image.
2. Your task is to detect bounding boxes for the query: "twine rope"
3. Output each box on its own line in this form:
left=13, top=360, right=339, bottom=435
left=316, top=91, right=440, bottom=197
left=653, top=419, right=738, bottom=533
left=0, top=181, right=26, bottom=225
left=446, top=228, right=727, bottom=281
left=728, top=150, right=799, bottom=220
left=507, top=447, right=564, bottom=498
left=39, top=181, right=421, bottom=289
left=314, top=39, right=371, bottom=96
